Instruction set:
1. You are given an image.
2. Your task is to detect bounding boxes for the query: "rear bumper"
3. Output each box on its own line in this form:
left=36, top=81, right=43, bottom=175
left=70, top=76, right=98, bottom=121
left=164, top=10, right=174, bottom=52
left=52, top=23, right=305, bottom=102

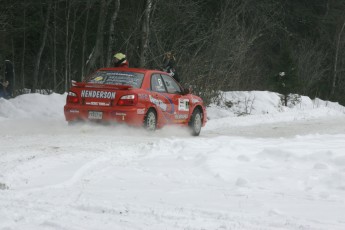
left=64, top=105, right=146, bottom=126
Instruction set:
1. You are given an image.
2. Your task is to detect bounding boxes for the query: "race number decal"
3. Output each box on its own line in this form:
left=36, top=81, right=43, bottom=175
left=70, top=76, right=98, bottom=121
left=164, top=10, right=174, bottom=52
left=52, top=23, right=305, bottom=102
left=178, top=99, right=189, bottom=111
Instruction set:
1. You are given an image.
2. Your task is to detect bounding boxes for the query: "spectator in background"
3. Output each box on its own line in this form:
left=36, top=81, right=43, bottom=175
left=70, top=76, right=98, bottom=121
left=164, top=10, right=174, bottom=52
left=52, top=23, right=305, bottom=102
left=4, top=60, right=14, bottom=98
left=0, top=78, right=10, bottom=99
left=162, top=51, right=180, bottom=83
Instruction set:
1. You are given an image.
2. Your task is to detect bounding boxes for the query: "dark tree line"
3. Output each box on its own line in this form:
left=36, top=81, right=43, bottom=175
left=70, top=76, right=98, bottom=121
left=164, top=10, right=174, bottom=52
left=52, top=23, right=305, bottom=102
left=1, top=0, right=345, bottom=105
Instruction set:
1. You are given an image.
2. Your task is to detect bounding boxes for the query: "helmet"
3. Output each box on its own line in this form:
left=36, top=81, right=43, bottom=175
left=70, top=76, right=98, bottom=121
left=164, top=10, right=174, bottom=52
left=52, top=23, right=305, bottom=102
left=114, top=53, right=126, bottom=60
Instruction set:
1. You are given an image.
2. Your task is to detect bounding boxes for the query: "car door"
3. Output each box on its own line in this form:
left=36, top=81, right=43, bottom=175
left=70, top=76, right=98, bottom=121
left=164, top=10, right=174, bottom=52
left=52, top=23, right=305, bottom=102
left=160, top=74, right=190, bottom=124
left=150, top=73, right=174, bottom=123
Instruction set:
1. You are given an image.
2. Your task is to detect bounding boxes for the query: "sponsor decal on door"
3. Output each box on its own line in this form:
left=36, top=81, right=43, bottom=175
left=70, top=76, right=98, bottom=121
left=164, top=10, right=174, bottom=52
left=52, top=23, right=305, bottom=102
left=178, top=99, right=189, bottom=111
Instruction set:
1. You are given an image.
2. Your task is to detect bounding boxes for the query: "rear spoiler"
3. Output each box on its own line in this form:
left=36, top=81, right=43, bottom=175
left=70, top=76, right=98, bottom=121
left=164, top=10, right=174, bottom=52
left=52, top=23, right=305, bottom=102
left=72, top=81, right=133, bottom=90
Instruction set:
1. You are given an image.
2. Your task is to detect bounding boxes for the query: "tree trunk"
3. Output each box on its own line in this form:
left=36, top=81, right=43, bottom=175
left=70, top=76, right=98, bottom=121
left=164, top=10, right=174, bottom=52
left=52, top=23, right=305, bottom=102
left=11, top=38, right=16, bottom=97
left=106, top=0, right=120, bottom=67
left=53, top=1, right=57, bottom=91
left=331, top=17, right=345, bottom=98
left=64, top=0, right=71, bottom=92
left=21, top=1, right=26, bottom=91
left=139, top=0, right=153, bottom=68
left=81, top=0, right=91, bottom=80
left=68, top=10, right=77, bottom=83
left=86, top=0, right=108, bottom=74
left=32, top=0, right=52, bottom=92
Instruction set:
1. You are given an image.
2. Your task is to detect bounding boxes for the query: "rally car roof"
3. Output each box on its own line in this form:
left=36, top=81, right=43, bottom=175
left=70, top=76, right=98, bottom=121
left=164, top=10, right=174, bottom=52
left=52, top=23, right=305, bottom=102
left=98, top=67, right=164, bottom=74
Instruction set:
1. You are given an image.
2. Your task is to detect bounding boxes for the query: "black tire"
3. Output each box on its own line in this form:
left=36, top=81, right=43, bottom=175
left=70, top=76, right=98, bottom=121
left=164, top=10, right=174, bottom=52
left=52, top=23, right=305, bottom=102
left=144, top=109, right=157, bottom=131
left=189, top=109, right=202, bottom=136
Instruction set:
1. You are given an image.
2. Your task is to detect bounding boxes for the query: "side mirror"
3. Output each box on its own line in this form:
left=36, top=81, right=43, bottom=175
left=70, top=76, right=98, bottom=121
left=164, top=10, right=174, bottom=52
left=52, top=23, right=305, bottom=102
left=182, top=88, right=190, bottom=95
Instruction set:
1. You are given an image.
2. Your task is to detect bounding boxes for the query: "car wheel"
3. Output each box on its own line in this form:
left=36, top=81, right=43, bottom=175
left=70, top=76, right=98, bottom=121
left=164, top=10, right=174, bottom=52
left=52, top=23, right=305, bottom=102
left=189, top=109, right=202, bottom=136
left=144, top=109, right=157, bottom=131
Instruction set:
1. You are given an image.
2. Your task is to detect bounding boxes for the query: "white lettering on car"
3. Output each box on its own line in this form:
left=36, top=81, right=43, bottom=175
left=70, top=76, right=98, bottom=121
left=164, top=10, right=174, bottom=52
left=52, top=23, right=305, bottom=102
left=81, top=90, right=116, bottom=99
left=149, top=95, right=167, bottom=111
left=85, top=102, right=110, bottom=106
left=175, top=114, right=188, bottom=120
left=137, top=108, right=145, bottom=114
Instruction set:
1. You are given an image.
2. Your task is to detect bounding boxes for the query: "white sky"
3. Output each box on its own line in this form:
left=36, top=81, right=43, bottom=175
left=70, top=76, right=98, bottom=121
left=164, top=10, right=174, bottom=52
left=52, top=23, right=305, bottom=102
left=1, top=91, right=345, bottom=230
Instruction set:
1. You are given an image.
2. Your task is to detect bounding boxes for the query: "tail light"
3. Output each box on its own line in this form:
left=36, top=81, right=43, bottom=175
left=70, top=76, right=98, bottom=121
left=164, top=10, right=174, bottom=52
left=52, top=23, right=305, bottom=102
left=117, top=94, right=138, bottom=106
left=66, top=91, right=79, bottom=104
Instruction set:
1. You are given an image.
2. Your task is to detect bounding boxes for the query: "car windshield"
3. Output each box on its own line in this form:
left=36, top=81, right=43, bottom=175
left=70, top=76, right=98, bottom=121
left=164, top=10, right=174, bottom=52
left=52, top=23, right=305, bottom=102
left=86, top=71, right=144, bottom=88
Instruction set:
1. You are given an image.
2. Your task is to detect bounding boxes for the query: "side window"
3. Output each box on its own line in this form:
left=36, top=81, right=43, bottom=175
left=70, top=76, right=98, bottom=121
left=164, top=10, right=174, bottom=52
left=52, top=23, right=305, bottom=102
left=151, top=74, right=167, bottom=93
left=161, top=74, right=182, bottom=94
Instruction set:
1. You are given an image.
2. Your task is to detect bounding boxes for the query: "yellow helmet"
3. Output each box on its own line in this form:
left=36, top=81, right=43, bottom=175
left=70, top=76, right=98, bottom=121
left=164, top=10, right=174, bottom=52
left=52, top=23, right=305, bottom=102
left=114, top=53, right=126, bottom=60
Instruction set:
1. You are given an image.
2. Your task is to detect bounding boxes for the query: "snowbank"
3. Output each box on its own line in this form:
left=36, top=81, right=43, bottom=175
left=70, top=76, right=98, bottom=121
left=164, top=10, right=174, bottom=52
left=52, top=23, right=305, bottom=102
left=207, top=91, right=345, bottom=120
left=0, top=93, right=66, bottom=120
left=0, top=91, right=344, bottom=123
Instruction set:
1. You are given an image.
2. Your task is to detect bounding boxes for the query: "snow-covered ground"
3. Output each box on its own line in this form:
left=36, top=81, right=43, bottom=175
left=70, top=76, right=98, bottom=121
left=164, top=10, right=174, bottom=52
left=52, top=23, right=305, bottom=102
left=1, top=91, right=345, bottom=230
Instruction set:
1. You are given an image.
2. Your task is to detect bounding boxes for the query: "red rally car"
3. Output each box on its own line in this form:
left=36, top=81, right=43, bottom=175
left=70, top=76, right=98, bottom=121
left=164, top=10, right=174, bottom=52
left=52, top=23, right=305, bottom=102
left=64, top=67, right=207, bottom=136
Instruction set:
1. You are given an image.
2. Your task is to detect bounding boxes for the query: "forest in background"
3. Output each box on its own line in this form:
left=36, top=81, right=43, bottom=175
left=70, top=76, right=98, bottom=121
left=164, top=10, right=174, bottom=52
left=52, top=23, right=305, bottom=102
left=1, top=0, right=345, bottom=105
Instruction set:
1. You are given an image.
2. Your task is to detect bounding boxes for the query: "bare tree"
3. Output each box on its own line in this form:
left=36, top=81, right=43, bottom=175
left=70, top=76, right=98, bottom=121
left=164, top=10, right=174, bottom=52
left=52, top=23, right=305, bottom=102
left=81, top=0, right=92, bottom=79
left=21, top=0, right=27, bottom=90
left=139, top=0, right=153, bottom=67
left=106, top=0, right=121, bottom=67
left=294, top=41, right=328, bottom=96
left=32, top=0, right=52, bottom=92
left=86, top=0, right=108, bottom=74
left=0, top=5, right=7, bottom=31
left=68, top=9, right=77, bottom=84
left=331, top=16, right=345, bottom=98
left=52, top=1, right=57, bottom=91
left=64, top=0, right=71, bottom=91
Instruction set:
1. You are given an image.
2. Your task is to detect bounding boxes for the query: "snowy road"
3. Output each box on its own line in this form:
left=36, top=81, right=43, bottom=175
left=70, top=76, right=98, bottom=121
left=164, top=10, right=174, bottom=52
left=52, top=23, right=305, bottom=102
left=1, top=93, right=345, bottom=230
